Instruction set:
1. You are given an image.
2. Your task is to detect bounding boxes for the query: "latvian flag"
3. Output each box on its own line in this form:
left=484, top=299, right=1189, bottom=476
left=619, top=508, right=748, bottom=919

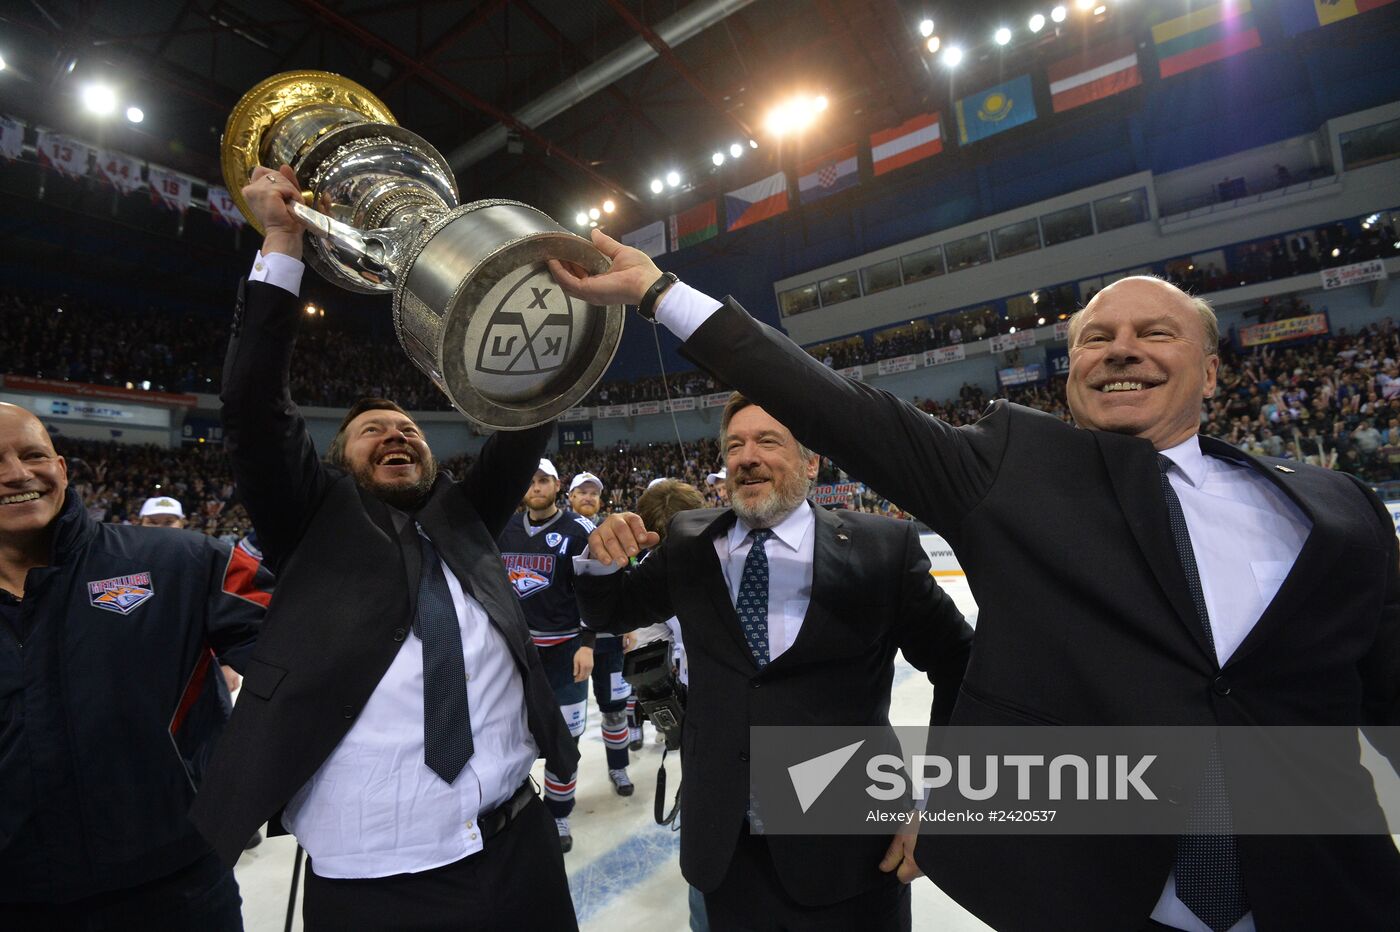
left=1047, top=36, right=1143, bottom=114
left=1151, top=0, right=1262, bottom=79
left=724, top=170, right=789, bottom=232
left=797, top=143, right=858, bottom=205
left=870, top=113, right=942, bottom=177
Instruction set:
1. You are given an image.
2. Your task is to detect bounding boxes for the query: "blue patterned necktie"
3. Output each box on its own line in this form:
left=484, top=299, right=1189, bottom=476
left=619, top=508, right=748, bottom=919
left=1159, top=456, right=1249, bottom=932
left=416, top=528, right=473, bottom=784
left=736, top=528, right=775, bottom=668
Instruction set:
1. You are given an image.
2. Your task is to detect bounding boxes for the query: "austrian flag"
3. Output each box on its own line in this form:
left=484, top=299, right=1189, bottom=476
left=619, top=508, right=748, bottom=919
left=870, top=113, right=942, bottom=177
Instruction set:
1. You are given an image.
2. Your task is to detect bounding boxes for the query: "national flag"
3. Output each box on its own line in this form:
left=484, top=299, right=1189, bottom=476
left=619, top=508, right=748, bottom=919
left=1151, top=0, right=1262, bottom=79
left=797, top=143, right=858, bottom=204
left=207, top=187, right=246, bottom=228
left=95, top=150, right=145, bottom=195
left=724, top=171, right=789, bottom=232
left=955, top=75, right=1038, bottom=145
left=1047, top=36, right=1143, bottom=113
left=148, top=166, right=193, bottom=213
left=621, top=220, right=667, bottom=257
left=870, top=113, right=942, bottom=176
left=1279, top=0, right=1398, bottom=33
left=35, top=131, right=93, bottom=179
left=0, top=116, right=23, bottom=162
left=669, top=200, right=718, bottom=250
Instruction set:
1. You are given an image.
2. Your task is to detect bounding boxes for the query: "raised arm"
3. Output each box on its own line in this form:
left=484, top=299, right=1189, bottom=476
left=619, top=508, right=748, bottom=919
left=457, top=422, right=554, bottom=539
left=573, top=513, right=674, bottom=635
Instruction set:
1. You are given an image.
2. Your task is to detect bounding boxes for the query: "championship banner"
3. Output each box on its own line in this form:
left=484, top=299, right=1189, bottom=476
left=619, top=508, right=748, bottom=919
left=148, top=167, right=193, bottom=213
left=989, top=330, right=1037, bottom=353
left=598, top=404, right=630, bottom=419
left=1238, top=313, right=1329, bottom=348
left=812, top=482, right=863, bottom=506
left=35, top=131, right=93, bottom=179
left=702, top=392, right=731, bottom=409
left=0, top=116, right=23, bottom=162
left=666, top=396, right=697, bottom=412
left=837, top=365, right=865, bottom=381
left=560, top=407, right=593, bottom=422
left=876, top=354, right=919, bottom=376
left=621, top=220, right=667, bottom=258
left=924, top=345, right=966, bottom=367
left=1321, top=259, right=1386, bottom=290
left=95, top=150, right=145, bottom=195
left=631, top=401, right=662, bottom=416
left=1151, top=0, right=1261, bottom=79
left=207, top=186, right=246, bottom=227
left=955, top=75, right=1037, bottom=145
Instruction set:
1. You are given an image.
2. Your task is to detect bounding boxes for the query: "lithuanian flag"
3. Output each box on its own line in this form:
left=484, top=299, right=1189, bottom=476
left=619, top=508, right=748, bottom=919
left=1152, top=0, right=1262, bottom=79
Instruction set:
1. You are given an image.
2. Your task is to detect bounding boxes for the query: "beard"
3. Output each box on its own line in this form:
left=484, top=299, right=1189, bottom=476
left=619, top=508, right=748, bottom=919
left=728, top=468, right=810, bottom=528
left=353, top=457, right=438, bottom=511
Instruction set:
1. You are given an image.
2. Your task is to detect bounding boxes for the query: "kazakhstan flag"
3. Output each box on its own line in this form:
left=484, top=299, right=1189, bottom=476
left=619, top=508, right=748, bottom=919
left=955, top=74, right=1038, bottom=145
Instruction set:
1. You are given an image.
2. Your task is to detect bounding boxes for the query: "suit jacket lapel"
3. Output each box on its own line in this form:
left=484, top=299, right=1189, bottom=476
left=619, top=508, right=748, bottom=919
left=765, top=504, right=850, bottom=672
left=693, top=509, right=764, bottom=670
left=1095, top=430, right=1218, bottom=664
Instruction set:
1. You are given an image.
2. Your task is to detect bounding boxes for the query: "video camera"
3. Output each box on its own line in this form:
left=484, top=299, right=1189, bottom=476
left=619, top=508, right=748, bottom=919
left=622, top=640, right=686, bottom=751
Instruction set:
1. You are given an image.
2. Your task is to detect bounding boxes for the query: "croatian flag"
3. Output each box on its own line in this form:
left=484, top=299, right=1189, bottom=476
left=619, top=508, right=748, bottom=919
left=725, top=170, right=789, bottom=232
left=798, top=144, right=858, bottom=205
left=870, top=113, right=942, bottom=177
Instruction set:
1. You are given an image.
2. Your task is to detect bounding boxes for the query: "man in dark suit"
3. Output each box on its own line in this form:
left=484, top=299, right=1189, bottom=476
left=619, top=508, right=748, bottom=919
left=551, top=233, right=1400, bottom=931
left=575, top=393, right=973, bottom=931
left=190, top=166, right=579, bottom=931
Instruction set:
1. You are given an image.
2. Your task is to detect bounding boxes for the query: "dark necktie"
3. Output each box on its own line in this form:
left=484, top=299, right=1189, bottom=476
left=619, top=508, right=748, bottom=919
left=415, top=528, right=473, bottom=784
left=1158, top=456, right=1249, bottom=931
left=736, top=528, right=775, bottom=668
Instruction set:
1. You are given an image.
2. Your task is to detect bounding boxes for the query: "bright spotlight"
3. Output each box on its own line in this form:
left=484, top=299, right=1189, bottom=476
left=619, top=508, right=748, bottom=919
left=814, top=95, right=829, bottom=111
left=926, top=35, right=941, bottom=53
left=1092, top=4, right=1106, bottom=12
left=1051, top=5, right=1067, bottom=21
left=125, top=106, right=144, bottom=124
left=304, top=303, right=318, bottom=316
left=942, top=46, right=964, bottom=67
left=602, top=199, right=615, bottom=213
left=589, top=221, right=598, bottom=228
left=0, top=54, right=7, bottom=72
left=712, top=151, right=725, bottom=166
left=1075, top=0, right=1093, bottom=9
left=588, top=207, right=601, bottom=220
left=1029, top=13, right=1046, bottom=31
left=665, top=170, right=680, bottom=187
left=82, top=83, right=117, bottom=116
left=994, top=27, right=1011, bottom=45
left=650, top=178, right=664, bottom=194
left=919, top=18, right=934, bottom=37
left=748, top=139, right=758, bottom=149
left=575, top=212, right=589, bottom=225
left=730, top=142, right=743, bottom=158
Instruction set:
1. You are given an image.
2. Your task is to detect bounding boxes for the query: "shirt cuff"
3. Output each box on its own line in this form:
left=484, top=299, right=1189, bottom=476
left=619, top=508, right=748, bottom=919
left=249, top=251, right=305, bottom=296
left=654, top=281, right=722, bottom=342
left=572, top=550, right=625, bottom=577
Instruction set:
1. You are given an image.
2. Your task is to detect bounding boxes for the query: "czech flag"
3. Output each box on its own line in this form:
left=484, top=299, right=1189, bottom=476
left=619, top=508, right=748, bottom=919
left=725, top=171, right=790, bottom=232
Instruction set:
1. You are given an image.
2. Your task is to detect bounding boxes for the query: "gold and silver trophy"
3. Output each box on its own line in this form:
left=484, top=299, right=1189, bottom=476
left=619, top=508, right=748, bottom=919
left=222, top=70, right=623, bottom=429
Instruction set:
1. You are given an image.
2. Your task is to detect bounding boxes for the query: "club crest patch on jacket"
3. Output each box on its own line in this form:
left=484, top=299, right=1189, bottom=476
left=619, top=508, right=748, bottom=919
left=87, top=572, right=155, bottom=615
left=501, top=553, right=555, bottom=598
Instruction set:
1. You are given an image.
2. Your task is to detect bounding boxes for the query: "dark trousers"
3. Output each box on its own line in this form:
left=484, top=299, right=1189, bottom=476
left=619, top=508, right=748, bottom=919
left=704, top=831, right=910, bottom=932
left=0, top=851, right=242, bottom=932
left=302, top=794, right=577, bottom=932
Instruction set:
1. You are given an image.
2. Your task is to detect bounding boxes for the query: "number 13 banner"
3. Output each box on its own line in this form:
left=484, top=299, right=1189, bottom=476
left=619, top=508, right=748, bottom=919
left=36, top=130, right=93, bottom=179
left=148, top=166, right=193, bottom=213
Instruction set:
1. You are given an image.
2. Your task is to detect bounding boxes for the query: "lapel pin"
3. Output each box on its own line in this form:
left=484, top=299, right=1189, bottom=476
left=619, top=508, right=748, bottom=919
left=836, top=532, right=849, bottom=542
left=1274, top=465, right=1295, bottom=474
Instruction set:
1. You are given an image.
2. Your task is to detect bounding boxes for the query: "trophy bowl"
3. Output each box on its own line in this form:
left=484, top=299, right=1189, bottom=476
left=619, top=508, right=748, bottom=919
left=222, top=70, right=624, bottom=430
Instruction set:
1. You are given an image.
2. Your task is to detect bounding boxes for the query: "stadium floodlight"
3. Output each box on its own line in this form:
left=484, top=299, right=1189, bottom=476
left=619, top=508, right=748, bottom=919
left=942, top=46, right=964, bottom=68
left=926, top=35, right=941, bottom=54
left=749, top=138, right=758, bottom=149
left=712, top=151, right=725, bottom=166
left=814, top=95, right=829, bottom=111
left=650, top=178, right=664, bottom=194
left=575, top=211, right=589, bottom=226
left=919, top=18, right=935, bottom=38
left=1093, top=4, right=1106, bottom=13
left=994, top=27, right=1012, bottom=45
left=0, top=54, right=7, bottom=72
left=588, top=207, right=601, bottom=220
left=665, top=170, right=681, bottom=187
left=125, top=106, right=144, bottom=124
left=602, top=199, right=615, bottom=213
left=81, top=82, right=117, bottom=116
left=1029, top=13, right=1046, bottom=31
left=730, top=142, right=743, bottom=158
left=1038, top=317, right=1046, bottom=325
left=1051, top=5, right=1068, bottom=21
left=1075, top=0, right=1093, bottom=9
left=1008, top=326, right=1017, bottom=334
left=589, top=220, right=598, bottom=228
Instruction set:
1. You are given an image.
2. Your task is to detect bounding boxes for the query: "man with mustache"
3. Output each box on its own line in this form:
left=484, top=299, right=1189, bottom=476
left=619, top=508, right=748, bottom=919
left=551, top=233, right=1400, bottom=931
left=573, top=393, right=973, bottom=930
left=190, top=165, right=580, bottom=931
left=0, top=403, right=266, bottom=928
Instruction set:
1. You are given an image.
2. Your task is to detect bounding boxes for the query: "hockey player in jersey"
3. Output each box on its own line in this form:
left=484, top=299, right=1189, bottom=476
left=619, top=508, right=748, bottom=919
left=497, top=460, right=633, bottom=853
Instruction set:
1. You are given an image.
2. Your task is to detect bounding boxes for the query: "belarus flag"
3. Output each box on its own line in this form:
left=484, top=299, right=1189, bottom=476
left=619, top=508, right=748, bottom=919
left=1047, top=36, right=1142, bottom=113
left=870, top=113, right=942, bottom=177
left=798, top=144, right=859, bottom=204
left=725, top=171, right=789, bottom=232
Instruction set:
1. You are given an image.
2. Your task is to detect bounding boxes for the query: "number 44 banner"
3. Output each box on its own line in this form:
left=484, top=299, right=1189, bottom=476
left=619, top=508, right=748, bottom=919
left=148, top=166, right=193, bottom=213
left=96, top=150, right=145, bottom=195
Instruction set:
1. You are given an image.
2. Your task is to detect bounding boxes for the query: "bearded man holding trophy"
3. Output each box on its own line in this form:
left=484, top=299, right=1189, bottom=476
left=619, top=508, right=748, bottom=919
left=190, top=71, right=625, bottom=930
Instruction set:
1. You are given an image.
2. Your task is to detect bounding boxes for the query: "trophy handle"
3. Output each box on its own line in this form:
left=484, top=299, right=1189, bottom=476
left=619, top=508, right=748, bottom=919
left=290, top=201, right=399, bottom=288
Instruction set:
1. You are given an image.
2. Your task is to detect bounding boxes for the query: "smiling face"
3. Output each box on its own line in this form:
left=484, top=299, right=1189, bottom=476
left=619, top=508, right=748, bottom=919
left=0, top=404, right=68, bottom=541
left=723, top=403, right=818, bottom=528
left=1067, top=277, right=1219, bottom=451
left=339, top=408, right=437, bottom=509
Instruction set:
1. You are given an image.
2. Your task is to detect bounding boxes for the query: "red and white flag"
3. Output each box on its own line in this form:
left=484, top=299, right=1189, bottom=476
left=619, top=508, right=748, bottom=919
left=1047, top=36, right=1142, bottom=114
left=798, top=143, right=859, bottom=204
left=95, top=149, right=145, bottom=195
left=207, top=186, right=246, bottom=227
left=148, top=166, right=193, bottom=213
left=724, top=171, right=789, bottom=232
left=0, top=116, right=23, bottom=162
left=35, top=131, right=93, bottom=179
left=870, top=113, right=942, bottom=177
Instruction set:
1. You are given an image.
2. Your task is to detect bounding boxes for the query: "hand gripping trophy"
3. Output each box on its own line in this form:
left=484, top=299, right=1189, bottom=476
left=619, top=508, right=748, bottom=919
left=222, top=70, right=624, bottom=429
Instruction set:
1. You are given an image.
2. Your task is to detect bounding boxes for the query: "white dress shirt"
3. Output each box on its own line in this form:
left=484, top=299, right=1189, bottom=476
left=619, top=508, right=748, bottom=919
left=649, top=279, right=1317, bottom=931
left=251, top=255, right=538, bottom=879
